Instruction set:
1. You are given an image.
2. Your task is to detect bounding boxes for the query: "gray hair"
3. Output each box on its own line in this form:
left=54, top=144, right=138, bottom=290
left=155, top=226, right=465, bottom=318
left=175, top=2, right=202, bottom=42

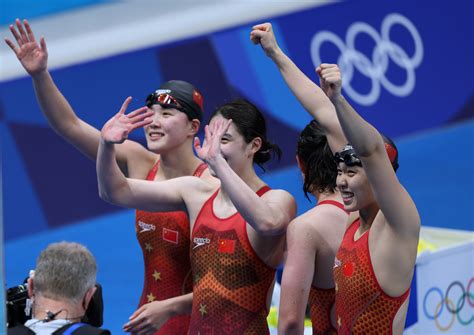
left=33, top=242, right=97, bottom=304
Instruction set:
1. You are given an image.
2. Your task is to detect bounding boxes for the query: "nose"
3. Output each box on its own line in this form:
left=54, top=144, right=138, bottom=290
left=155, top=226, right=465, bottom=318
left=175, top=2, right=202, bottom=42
left=148, top=111, right=162, bottom=127
left=336, top=173, right=348, bottom=190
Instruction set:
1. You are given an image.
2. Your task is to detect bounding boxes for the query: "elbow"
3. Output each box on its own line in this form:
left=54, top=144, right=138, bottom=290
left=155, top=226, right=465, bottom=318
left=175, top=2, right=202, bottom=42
left=98, top=186, right=113, bottom=204
left=256, top=219, right=286, bottom=236
left=279, top=319, right=302, bottom=335
left=98, top=183, right=122, bottom=206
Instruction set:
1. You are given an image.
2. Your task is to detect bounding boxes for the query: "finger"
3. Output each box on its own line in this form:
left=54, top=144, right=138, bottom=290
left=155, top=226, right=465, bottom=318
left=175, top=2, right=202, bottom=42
left=135, top=323, right=155, bottom=335
left=9, top=24, right=22, bottom=46
left=126, top=318, right=151, bottom=334
left=124, top=314, right=145, bottom=329
left=15, top=19, right=28, bottom=43
left=131, top=118, right=153, bottom=131
left=250, top=29, right=266, bottom=40
left=252, top=23, right=271, bottom=31
left=127, top=106, right=150, bottom=119
left=119, top=97, right=132, bottom=116
left=23, top=19, right=36, bottom=43
left=4, top=38, right=19, bottom=54
left=204, top=125, right=211, bottom=143
left=40, top=36, right=47, bottom=53
left=129, top=305, right=146, bottom=320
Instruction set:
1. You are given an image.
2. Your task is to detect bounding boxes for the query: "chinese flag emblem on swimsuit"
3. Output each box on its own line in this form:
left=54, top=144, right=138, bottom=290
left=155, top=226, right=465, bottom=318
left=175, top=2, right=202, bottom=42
left=218, top=239, right=235, bottom=254
left=163, top=228, right=179, bottom=244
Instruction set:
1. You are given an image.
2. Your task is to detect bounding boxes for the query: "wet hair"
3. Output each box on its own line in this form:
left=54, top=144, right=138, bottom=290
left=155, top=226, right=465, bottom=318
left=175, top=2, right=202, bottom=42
left=211, top=99, right=281, bottom=170
left=297, top=120, right=337, bottom=200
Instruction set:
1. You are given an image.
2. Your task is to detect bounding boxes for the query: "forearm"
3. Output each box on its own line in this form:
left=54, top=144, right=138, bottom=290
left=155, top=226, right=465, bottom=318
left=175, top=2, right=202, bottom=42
left=32, top=70, right=81, bottom=133
left=167, top=293, right=193, bottom=317
left=211, top=158, right=285, bottom=235
left=278, top=282, right=307, bottom=335
left=331, top=94, right=381, bottom=156
left=97, top=138, right=129, bottom=204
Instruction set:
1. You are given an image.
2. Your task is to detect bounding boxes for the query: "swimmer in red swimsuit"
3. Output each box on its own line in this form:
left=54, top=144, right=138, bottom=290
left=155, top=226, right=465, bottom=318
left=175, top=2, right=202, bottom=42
left=252, top=22, right=420, bottom=334
left=6, top=19, right=217, bottom=334
left=97, top=99, right=296, bottom=334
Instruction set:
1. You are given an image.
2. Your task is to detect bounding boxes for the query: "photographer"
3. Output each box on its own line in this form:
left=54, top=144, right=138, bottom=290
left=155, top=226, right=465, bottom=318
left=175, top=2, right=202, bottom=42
left=8, top=242, right=110, bottom=335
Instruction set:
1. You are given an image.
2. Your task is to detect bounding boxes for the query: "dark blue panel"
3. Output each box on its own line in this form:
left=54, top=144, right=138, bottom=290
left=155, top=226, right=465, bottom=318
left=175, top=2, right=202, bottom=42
left=406, top=266, right=418, bottom=327
left=448, top=93, right=474, bottom=124
left=276, top=0, right=474, bottom=137
left=0, top=96, right=4, bottom=121
left=1, top=123, right=48, bottom=239
left=1, top=47, right=162, bottom=140
left=8, top=122, right=121, bottom=228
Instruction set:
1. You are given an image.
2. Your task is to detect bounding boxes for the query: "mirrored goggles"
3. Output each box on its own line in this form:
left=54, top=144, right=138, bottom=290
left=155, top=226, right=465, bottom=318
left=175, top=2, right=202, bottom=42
left=145, top=93, right=183, bottom=111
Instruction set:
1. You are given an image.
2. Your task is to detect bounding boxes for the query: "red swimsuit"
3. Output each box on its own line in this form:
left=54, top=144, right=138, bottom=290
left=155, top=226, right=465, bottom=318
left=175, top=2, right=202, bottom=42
left=189, top=186, right=275, bottom=335
left=308, top=200, right=348, bottom=335
left=334, top=219, right=410, bottom=334
left=135, top=161, right=207, bottom=335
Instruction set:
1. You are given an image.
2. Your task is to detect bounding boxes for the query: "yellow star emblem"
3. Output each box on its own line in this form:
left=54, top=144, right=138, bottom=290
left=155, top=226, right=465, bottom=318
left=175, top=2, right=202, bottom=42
left=199, top=303, right=207, bottom=317
left=152, top=270, right=161, bottom=281
left=145, top=243, right=153, bottom=252
left=337, top=315, right=342, bottom=328
left=147, top=293, right=156, bottom=302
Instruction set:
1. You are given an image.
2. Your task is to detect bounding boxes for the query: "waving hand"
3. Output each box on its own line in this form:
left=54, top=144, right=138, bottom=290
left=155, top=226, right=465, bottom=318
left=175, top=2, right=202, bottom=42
left=101, top=97, right=154, bottom=144
left=194, top=118, right=232, bottom=166
left=5, top=19, right=48, bottom=76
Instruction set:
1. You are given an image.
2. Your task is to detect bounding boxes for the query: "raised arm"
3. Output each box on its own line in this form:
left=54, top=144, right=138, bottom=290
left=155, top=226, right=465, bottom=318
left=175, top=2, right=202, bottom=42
left=194, top=119, right=296, bottom=236
left=278, top=218, right=316, bottom=334
left=330, top=71, right=420, bottom=236
left=97, top=98, right=189, bottom=212
left=5, top=19, right=154, bottom=173
left=250, top=23, right=346, bottom=152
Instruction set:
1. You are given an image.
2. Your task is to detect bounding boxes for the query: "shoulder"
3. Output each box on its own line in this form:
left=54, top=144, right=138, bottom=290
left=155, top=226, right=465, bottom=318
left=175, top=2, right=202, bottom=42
left=54, top=323, right=111, bottom=335
left=120, top=140, right=157, bottom=178
left=8, top=325, right=35, bottom=335
left=262, top=188, right=295, bottom=204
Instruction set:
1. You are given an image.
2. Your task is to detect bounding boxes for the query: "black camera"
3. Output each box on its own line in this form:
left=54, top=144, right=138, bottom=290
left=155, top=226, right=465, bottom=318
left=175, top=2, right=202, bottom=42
left=6, top=280, right=104, bottom=328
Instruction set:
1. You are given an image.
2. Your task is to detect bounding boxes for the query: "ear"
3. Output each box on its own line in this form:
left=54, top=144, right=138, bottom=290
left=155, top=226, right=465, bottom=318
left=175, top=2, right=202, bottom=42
left=83, top=286, right=97, bottom=311
left=189, top=119, right=201, bottom=136
left=27, top=277, right=34, bottom=298
left=296, top=154, right=305, bottom=173
left=250, top=137, right=262, bottom=155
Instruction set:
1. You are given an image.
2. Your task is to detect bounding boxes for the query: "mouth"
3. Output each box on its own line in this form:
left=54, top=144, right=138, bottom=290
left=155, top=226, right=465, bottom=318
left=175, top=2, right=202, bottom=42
left=340, top=191, right=354, bottom=204
left=147, top=131, right=165, bottom=140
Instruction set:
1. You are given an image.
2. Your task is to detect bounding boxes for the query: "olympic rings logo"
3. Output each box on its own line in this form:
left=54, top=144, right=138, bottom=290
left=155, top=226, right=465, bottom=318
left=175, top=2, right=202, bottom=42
left=310, top=13, right=424, bottom=106
left=423, top=277, right=473, bottom=331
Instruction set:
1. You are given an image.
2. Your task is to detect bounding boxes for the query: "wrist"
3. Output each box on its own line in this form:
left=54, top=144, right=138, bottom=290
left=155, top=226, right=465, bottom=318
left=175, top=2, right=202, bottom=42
left=205, top=155, right=226, bottom=172
left=30, top=69, right=49, bottom=80
left=330, top=92, right=344, bottom=104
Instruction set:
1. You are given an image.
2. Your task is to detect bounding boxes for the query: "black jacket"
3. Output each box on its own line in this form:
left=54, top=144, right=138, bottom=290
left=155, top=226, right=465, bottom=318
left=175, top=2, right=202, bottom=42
left=8, top=323, right=111, bottom=335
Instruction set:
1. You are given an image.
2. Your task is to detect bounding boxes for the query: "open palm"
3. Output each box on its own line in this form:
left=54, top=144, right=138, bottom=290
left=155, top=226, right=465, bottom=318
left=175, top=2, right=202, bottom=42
left=194, top=118, right=232, bottom=164
left=101, top=97, right=154, bottom=144
left=5, top=19, right=48, bottom=76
